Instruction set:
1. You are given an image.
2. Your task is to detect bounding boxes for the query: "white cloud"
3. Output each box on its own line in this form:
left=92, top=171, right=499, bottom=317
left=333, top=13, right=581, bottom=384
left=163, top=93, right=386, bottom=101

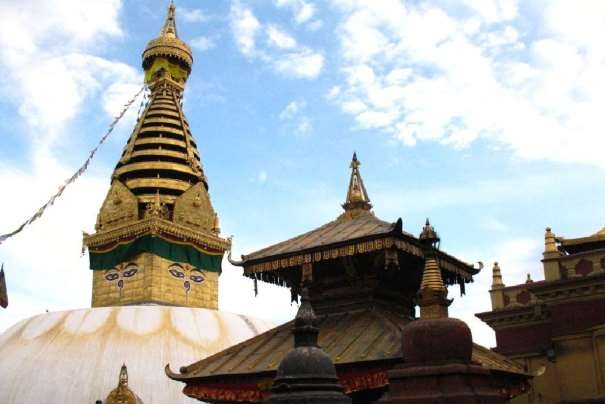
left=279, top=100, right=313, bottom=135
left=190, top=36, right=216, bottom=51
left=274, top=0, right=315, bottom=22
left=273, top=49, right=324, bottom=79
left=266, top=25, right=297, bottom=49
left=0, top=0, right=139, bottom=146
left=230, top=1, right=261, bottom=57
left=329, top=1, right=605, bottom=168
left=0, top=0, right=141, bottom=332
left=178, top=7, right=208, bottom=23
left=279, top=100, right=306, bottom=120
left=230, top=2, right=324, bottom=79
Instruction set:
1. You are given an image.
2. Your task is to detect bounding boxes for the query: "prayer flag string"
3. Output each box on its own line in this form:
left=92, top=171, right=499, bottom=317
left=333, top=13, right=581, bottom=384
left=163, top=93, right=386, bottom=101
left=0, top=86, right=147, bottom=246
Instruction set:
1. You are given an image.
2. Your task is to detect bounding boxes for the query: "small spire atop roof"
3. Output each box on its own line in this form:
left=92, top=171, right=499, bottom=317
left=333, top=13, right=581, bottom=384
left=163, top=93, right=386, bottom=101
left=544, top=227, right=558, bottom=253
left=420, top=255, right=446, bottom=295
left=491, top=262, right=505, bottom=289
left=419, top=218, right=440, bottom=247
left=342, top=152, right=372, bottom=212
left=418, top=242, right=451, bottom=319
left=293, top=287, right=319, bottom=348
left=160, top=1, right=178, bottom=39
left=526, top=273, right=533, bottom=284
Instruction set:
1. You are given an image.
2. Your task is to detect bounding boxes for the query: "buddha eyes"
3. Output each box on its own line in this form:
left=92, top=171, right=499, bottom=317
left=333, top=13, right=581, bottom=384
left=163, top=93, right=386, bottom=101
left=104, top=263, right=138, bottom=282
left=123, top=265, right=138, bottom=278
left=190, top=272, right=204, bottom=283
left=168, top=264, right=204, bottom=283
left=169, top=268, right=185, bottom=278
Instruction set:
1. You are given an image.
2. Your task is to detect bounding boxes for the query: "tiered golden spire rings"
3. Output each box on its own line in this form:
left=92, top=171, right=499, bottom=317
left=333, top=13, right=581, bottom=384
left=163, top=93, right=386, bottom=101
left=343, top=152, right=372, bottom=211
left=142, top=2, right=193, bottom=75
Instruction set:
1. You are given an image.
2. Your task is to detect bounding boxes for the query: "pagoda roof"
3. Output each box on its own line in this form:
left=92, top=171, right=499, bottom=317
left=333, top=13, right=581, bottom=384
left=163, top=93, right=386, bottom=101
left=232, top=154, right=479, bottom=283
left=167, top=308, right=527, bottom=401
left=243, top=210, right=402, bottom=261
left=237, top=210, right=477, bottom=282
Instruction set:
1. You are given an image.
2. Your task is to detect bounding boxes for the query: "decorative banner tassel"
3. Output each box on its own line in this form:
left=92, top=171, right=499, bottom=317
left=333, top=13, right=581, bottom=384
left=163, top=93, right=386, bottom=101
left=253, top=276, right=258, bottom=297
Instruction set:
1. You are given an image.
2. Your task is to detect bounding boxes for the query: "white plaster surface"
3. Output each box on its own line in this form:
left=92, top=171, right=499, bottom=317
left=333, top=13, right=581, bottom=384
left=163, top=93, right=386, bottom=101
left=0, top=306, right=274, bottom=403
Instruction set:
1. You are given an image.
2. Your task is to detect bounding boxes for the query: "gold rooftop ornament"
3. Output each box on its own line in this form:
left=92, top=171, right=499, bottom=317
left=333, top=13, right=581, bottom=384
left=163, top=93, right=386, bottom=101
left=105, top=364, right=142, bottom=404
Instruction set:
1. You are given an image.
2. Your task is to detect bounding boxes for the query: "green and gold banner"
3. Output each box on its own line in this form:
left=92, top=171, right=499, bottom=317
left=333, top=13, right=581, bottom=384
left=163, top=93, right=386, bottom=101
left=89, top=235, right=223, bottom=273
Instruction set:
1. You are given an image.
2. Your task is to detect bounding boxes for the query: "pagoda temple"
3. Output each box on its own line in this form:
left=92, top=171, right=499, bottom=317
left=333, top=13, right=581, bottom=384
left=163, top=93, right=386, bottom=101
left=0, top=4, right=272, bottom=403
left=477, top=227, right=605, bottom=403
left=167, top=154, right=530, bottom=403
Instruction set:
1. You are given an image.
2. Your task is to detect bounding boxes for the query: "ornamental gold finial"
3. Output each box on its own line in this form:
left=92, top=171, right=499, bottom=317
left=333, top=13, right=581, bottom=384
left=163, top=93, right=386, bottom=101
left=142, top=1, right=193, bottom=83
left=106, top=364, right=138, bottom=404
left=342, top=152, right=372, bottom=212
left=418, top=248, right=450, bottom=319
left=544, top=227, right=557, bottom=253
left=491, top=262, right=504, bottom=289
left=160, top=1, right=178, bottom=38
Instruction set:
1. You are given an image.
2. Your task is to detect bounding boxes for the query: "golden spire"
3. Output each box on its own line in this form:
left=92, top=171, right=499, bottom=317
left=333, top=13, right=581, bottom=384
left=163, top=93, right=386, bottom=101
left=159, top=1, right=178, bottom=38
left=106, top=364, right=138, bottom=404
left=142, top=1, right=193, bottom=82
left=342, top=152, right=372, bottom=212
left=491, top=262, right=504, bottom=290
left=417, top=220, right=450, bottom=319
left=418, top=252, right=451, bottom=319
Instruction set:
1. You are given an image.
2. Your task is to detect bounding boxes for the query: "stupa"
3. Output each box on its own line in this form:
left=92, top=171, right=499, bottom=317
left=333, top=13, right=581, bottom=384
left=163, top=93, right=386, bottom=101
left=0, top=4, right=272, bottom=403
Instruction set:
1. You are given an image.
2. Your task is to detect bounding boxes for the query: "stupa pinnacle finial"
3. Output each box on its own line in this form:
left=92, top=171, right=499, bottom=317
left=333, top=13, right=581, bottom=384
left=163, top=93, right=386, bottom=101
left=418, top=221, right=450, bottom=319
left=160, top=1, right=178, bottom=39
left=419, top=218, right=440, bottom=247
left=142, top=1, right=193, bottom=82
left=342, top=152, right=372, bottom=212
left=105, top=364, right=138, bottom=404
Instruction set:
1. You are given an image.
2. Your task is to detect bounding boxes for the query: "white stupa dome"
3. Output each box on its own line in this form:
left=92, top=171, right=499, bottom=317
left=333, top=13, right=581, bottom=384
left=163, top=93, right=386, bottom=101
left=0, top=306, right=273, bottom=403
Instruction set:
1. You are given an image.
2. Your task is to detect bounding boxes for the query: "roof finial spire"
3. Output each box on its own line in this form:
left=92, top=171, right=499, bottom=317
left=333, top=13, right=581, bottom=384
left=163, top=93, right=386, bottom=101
left=342, top=152, right=372, bottom=212
left=160, top=1, right=178, bottom=39
left=491, top=262, right=504, bottom=289
left=418, top=223, right=451, bottom=319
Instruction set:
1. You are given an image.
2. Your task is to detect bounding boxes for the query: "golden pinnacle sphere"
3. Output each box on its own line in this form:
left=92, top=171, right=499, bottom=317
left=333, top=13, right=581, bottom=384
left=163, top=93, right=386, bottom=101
left=142, top=2, right=193, bottom=76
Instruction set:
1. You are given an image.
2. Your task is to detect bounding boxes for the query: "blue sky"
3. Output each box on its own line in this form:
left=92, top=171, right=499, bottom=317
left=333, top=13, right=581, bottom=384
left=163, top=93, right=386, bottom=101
left=1, top=0, right=605, bottom=347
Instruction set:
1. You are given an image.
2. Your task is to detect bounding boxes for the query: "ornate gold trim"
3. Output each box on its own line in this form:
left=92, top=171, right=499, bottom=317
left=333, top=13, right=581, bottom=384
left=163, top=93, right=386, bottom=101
left=84, top=216, right=230, bottom=251
left=243, top=237, right=471, bottom=279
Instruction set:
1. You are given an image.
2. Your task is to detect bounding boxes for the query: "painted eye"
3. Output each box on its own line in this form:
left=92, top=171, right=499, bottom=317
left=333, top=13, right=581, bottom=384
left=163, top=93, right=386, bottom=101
left=190, top=274, right=205, bottom=283
left=123, top=267, right=138, bottom=278
left=105, top=273, right=119, bottom=281
left=169, top=268, right=185, bottom=278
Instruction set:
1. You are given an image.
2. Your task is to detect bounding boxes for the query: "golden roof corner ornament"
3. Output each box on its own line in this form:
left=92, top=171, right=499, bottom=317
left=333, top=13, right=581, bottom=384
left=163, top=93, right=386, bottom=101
left=342, top=152, right=372, bottom=213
